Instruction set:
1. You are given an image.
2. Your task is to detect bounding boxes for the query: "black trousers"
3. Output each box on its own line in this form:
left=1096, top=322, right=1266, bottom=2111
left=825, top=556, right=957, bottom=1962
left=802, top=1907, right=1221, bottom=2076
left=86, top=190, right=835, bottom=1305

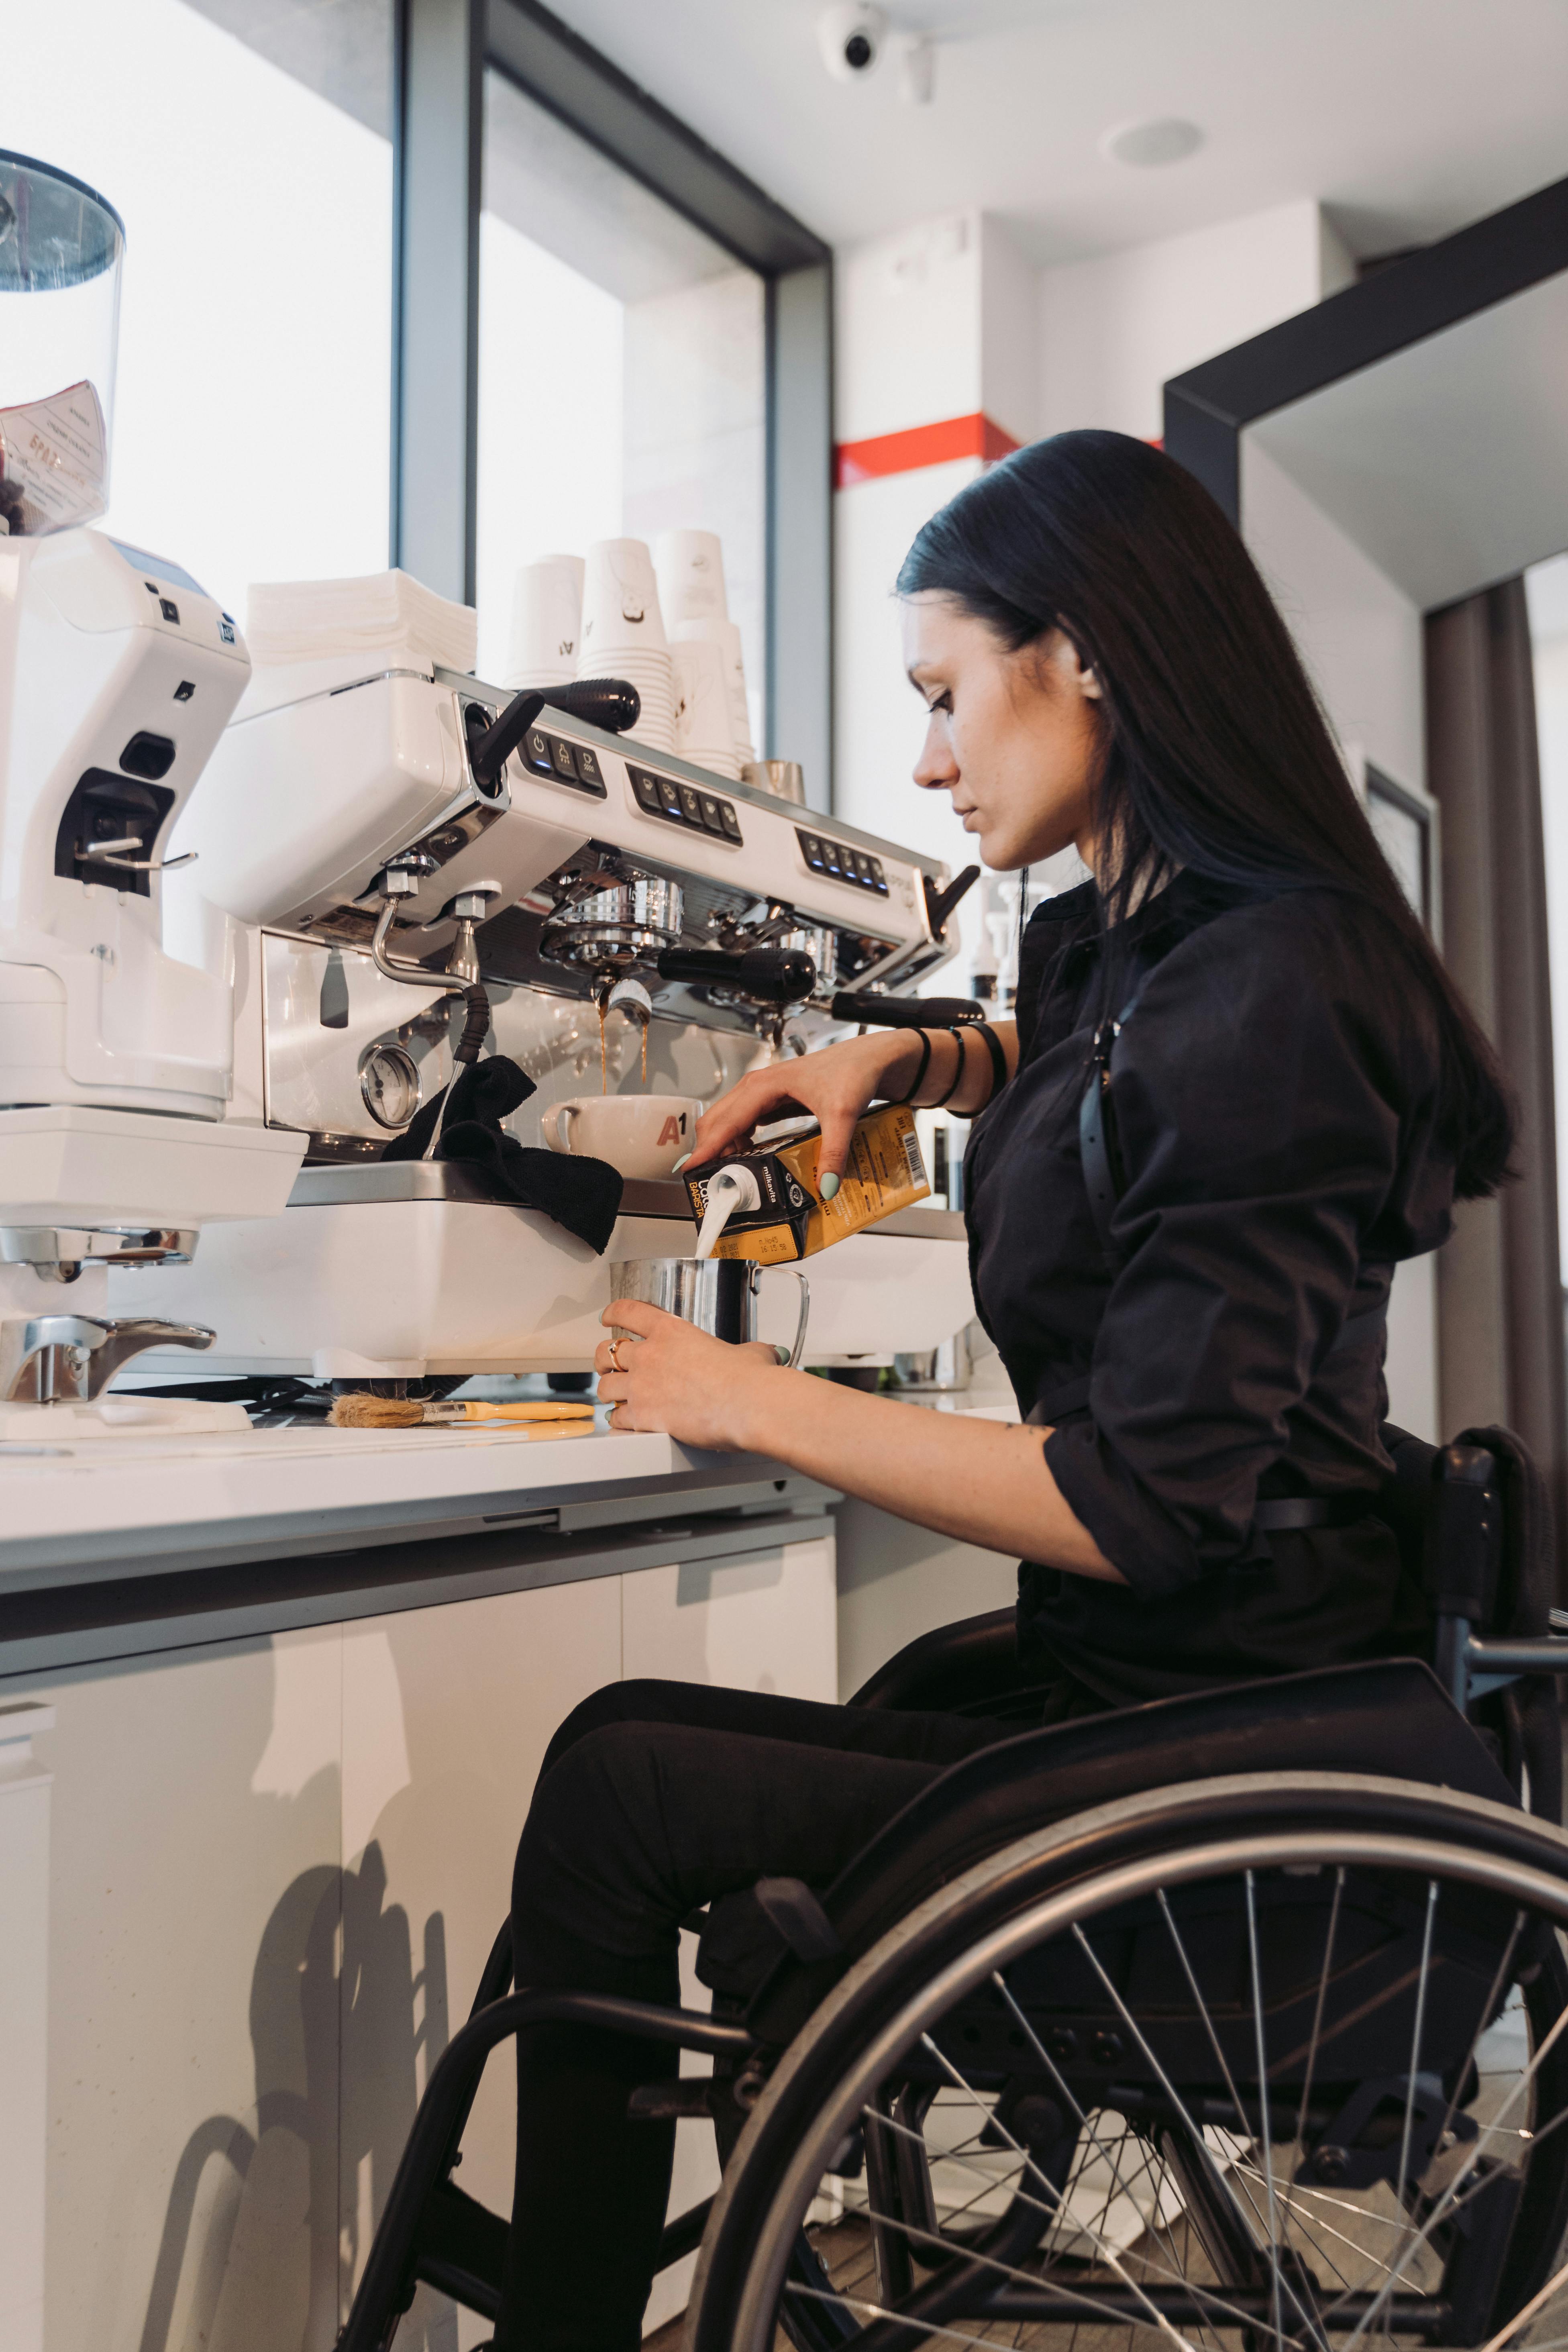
left=494, top=1678, right=1031, bottom=2352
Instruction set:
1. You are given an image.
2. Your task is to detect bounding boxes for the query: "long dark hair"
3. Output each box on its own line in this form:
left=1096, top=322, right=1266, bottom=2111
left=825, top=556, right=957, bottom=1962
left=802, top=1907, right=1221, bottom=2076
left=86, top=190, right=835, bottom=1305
left=897, top=429, right=1513, bottom=1197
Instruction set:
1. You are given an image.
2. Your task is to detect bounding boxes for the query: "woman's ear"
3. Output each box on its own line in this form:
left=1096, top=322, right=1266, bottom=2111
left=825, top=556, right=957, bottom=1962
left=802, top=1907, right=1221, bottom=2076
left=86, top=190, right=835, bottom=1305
left=1079, top=665, right=1103, bottom=701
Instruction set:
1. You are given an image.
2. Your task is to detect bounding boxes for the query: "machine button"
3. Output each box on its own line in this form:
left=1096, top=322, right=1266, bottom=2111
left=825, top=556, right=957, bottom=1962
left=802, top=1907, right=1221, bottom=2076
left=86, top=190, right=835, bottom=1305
left=820, top=842, right=845, bottom=880
left=658, top=777, right=684, bottom=817
left=119, top=731, right=177, bottom=781
left=853, top=852, right=877, bottom=887
left=678, top=783, right=705, bottom=827
left=158, top=597, right=180, bottom=625
left=630, top=768, right=663, bottom=812
left=173, top=680, right=196, bottom=702
left=699, top=794, right=728, bottom=836
left=797, top=829, right=826, bottom=871
left=550, top=736, right=580, bottom=782
left=871, top=860, right=889, bottom=894
left=574, top=743, right=604, bottom=787
left=719, top=803, right=742, bottom=842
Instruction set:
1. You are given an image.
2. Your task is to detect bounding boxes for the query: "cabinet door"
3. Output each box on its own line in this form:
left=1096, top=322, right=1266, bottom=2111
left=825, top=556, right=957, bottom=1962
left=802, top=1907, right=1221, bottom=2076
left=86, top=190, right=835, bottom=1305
left=21, top=1626, right=345, bottom=2352
left=621, top=1534, right=837, bottom=1702
left=621, top=1533, right=836, bottom=2334
left=338, top=1574, right=622, bottom=2348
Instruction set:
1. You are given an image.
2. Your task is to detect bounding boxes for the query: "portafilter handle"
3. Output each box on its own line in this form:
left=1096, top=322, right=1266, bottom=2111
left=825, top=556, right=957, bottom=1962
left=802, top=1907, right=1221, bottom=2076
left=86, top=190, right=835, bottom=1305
left=829, top=992, right=986, bottom=1028
left=657, top=945, right=817, bottom=1003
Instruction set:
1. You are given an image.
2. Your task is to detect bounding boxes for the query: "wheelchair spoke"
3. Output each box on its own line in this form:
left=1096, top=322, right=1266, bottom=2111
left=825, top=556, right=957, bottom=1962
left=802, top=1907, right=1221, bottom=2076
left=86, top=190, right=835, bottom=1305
left=913, top=2031, right=1209, bottom=2352
left=705, top=1823, right=1568, bottom=2352
left=1336, top=1984, right=1568, bottom=2350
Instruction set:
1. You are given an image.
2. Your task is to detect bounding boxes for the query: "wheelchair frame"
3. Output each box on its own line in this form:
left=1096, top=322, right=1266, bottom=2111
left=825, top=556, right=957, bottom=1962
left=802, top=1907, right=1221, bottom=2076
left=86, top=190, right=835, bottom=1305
left=334, top=1434, right=1568, bottom=2352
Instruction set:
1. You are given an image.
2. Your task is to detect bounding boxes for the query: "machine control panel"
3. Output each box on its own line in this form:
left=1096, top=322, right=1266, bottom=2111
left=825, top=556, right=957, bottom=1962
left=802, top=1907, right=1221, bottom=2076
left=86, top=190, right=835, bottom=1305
left=519, top=722, right=608, bottom=798
left=797, top=827, right=889, bottom=896
left=628, top=765, right=743, bottom=845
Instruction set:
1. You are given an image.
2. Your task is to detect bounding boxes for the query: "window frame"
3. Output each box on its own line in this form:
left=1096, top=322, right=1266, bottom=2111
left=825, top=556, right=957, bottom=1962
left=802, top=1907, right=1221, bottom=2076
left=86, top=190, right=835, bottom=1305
left=391, top=0, right=834, bottom=805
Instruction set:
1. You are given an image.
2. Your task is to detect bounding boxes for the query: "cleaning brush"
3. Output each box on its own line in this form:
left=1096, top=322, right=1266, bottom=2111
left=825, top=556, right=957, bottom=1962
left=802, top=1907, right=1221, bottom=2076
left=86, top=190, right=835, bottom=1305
left=328, top=1395, right=597, bottom=1430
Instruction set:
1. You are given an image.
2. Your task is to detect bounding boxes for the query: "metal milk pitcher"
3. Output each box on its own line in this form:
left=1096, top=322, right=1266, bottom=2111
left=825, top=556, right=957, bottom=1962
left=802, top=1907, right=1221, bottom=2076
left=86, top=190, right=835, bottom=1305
left=609, top=1257, right=810, bottom=1368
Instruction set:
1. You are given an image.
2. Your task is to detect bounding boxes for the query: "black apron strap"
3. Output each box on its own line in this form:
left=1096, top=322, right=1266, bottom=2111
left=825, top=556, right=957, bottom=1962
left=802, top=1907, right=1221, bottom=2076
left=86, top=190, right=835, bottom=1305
left=1078, top=974, right=1150, bottom=1263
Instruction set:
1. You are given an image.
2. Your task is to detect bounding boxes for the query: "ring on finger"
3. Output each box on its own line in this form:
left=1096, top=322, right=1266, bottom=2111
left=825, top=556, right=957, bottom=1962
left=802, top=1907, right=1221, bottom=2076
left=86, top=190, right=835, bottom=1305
left=609, top=1335, right=630, bottom=1373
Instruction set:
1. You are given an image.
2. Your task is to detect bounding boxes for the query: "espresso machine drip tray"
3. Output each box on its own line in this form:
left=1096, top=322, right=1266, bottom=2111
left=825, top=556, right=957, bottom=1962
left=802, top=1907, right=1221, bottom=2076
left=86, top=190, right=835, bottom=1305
left=287, top=1159, right=694, bottom=1221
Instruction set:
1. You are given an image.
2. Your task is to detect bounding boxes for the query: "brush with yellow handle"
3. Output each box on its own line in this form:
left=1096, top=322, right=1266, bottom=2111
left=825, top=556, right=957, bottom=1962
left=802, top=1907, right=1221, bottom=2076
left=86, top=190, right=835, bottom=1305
left=328, top=1395, right=598, bottom=1430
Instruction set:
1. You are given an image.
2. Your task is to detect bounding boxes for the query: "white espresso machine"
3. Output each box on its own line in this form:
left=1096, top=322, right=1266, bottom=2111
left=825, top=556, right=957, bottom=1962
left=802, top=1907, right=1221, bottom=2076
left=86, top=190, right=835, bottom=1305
left=0, top=152, right=303, bottom=1434
left=118, top=643, right=980, bottom=1384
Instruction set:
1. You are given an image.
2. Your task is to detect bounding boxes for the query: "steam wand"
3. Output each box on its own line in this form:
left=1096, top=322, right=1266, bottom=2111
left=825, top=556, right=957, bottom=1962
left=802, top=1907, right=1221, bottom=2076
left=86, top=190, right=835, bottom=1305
left=371, top=854, right=501, bottom=1161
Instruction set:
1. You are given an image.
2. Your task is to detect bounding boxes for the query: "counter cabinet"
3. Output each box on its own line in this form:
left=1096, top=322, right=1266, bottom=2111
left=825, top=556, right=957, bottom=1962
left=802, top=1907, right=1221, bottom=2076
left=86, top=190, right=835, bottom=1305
left=0, top=1427, right=837, bottom=2352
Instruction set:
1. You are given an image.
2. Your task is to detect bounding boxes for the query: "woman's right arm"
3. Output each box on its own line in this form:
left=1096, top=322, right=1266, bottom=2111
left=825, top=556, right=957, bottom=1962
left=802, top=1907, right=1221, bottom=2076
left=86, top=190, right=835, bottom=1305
left=691, top=1020, right=1018, bottom=1186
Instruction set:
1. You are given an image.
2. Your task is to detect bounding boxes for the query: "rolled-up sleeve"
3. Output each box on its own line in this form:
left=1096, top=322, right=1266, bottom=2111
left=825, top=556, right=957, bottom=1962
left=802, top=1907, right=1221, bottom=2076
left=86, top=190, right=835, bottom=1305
left=1042, top=898, right=1418, bottom=1594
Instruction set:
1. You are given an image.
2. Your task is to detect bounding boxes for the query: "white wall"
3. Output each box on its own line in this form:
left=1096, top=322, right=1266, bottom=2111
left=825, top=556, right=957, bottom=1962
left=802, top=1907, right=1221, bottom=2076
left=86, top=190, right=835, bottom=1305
left=1241, top=435, right=1436, bottom=1439
left=1038, top=198, right=1355, bottom=444
left=1243, top=440, right=1427, bottom=790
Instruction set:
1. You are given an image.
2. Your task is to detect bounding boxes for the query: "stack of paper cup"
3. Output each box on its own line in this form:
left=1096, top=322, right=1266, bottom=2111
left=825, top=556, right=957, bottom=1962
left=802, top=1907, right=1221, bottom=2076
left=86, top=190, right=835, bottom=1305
left=673, top=616, right=754, bottom=763
left=671, top=634, right=738, bottom=779
left=578, top=537, right=673, bottom=750
left=504, top=557, right=583, bottom=690
left=655, top=528, right=728, bottom=629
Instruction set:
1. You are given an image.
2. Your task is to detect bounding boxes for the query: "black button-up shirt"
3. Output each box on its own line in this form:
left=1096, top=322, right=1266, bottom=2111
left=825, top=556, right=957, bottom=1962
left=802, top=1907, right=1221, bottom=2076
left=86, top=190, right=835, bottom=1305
left=963, top=871, right=1452, bottom=1704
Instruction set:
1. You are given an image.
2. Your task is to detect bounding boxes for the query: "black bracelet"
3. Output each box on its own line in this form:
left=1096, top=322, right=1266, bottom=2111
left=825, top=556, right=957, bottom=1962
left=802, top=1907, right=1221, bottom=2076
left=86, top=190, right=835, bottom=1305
left=950, top=1020, right=1011, bottom=1119
left=929, top=1026, right=969, bottom=1110
left=890, top=1028, right=932, bottom=1104
left=973, top=1021, right=1009, bottom=1106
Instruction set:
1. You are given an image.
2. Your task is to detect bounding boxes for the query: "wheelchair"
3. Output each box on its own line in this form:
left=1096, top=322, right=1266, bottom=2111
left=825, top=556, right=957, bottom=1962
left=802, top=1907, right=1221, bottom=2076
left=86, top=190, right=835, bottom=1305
left=338, top=1422, right=1568, bottom=2352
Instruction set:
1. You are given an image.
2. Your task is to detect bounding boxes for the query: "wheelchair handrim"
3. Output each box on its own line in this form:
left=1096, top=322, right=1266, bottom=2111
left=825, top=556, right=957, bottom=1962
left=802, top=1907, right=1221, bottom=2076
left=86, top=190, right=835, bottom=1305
left=699, top=1798, right=1568, bottom=2352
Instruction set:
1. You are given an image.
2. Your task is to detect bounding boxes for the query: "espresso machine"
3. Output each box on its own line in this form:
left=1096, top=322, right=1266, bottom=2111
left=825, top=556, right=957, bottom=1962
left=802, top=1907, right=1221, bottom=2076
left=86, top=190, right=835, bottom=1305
left=118, top=648, right=979, bottom=1381
left=0, top=153, right=304, bottom=1434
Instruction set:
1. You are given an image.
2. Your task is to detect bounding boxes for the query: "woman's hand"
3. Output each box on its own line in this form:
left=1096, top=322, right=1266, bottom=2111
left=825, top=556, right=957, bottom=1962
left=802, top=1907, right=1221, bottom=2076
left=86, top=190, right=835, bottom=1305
left=595, top=1301, right=780, bottom=1448
left=691, top=1031, right=925, bottom=1187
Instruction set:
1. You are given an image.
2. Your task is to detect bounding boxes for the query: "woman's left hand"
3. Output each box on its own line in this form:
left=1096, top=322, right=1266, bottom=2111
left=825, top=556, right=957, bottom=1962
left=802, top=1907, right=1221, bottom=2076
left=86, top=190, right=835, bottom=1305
left=594, top=1301, right=780, bottom=1447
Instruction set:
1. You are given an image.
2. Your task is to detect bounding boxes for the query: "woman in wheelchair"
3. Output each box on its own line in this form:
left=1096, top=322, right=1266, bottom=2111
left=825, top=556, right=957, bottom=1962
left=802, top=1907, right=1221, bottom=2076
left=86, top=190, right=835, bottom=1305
left=475, top=430, right=1567, bottom=2352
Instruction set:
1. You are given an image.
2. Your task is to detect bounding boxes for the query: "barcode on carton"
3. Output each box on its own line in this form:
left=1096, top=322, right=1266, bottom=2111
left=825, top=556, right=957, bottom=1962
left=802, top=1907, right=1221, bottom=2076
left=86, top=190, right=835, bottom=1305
left=901, top=1128, right=927, bottom=1190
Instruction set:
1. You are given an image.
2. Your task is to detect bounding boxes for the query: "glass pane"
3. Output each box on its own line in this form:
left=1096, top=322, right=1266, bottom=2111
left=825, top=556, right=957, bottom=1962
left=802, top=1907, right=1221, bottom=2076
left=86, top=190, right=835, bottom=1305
left=478, top=69, right=766, bottom=749
left=4, top=0, right=393, bottom=612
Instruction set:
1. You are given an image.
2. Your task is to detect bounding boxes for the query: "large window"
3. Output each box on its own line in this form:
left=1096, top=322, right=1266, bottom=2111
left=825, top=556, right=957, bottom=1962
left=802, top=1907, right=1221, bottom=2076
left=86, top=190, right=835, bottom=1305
left=5, top=0, right=393, bottom=616
left=476, top=69, right=766, bottom=739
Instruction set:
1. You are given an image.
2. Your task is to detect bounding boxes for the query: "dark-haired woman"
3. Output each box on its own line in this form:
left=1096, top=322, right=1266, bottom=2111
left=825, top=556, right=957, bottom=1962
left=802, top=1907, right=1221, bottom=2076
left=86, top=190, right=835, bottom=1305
left=493, top=430, right=1511, bottom=2352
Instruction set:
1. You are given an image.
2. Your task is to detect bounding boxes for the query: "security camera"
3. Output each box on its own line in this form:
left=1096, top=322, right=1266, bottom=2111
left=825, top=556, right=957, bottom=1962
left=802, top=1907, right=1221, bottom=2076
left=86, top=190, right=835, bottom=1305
left=818, top=3, right=888, bottom=82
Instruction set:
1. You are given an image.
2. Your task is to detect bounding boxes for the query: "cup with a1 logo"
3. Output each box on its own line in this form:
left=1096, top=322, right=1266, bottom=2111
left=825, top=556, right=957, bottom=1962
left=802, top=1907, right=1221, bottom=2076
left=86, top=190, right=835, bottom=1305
left=540, top=1094, right=702, bottom=1179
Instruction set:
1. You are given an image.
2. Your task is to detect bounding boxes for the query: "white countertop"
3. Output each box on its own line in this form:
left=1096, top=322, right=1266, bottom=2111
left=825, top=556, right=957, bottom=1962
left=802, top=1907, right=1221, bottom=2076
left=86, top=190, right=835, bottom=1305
left=0, top=1389, right=1020, bottom=1589
left=0, top=1414, right=795, bottom=1584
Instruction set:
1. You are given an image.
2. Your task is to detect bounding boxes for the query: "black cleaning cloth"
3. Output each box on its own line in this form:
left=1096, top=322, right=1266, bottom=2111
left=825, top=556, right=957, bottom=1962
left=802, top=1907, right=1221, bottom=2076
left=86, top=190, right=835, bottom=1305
left=383, top=1056, right=623, bottom=1255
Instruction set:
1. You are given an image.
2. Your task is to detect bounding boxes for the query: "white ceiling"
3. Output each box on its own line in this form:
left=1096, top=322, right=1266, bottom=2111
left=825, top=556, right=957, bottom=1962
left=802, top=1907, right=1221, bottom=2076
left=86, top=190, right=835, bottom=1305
left=542, top=0, right=1568, bottom=263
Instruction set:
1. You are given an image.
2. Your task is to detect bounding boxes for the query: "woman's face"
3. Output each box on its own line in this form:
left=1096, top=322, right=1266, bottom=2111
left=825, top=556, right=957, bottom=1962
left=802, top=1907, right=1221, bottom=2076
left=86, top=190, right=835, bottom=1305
left=903, top=593, right=1104, bottom=872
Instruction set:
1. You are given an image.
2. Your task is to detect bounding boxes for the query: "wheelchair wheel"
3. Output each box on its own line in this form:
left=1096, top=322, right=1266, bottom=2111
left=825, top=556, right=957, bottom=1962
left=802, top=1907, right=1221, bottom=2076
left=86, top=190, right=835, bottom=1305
left=689, top=1773, right=1568, bottom=2352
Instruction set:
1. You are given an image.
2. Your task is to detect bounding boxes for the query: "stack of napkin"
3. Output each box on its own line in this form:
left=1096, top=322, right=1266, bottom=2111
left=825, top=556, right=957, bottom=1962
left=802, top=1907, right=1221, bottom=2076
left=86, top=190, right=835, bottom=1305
left=245, top=571, right=477, bottom=674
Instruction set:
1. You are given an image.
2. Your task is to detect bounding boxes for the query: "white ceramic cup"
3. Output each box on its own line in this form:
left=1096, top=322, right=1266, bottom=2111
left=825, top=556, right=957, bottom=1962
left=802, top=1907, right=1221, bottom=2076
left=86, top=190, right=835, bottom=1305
left=541, top=1093, right=702, bottom=1179
left=655, top=529, right=728, bottom=626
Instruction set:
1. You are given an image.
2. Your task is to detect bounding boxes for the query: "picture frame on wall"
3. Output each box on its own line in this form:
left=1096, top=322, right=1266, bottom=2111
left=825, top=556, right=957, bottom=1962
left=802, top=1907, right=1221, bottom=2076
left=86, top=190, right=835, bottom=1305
left=1365, top=761, right=1438, bottom=935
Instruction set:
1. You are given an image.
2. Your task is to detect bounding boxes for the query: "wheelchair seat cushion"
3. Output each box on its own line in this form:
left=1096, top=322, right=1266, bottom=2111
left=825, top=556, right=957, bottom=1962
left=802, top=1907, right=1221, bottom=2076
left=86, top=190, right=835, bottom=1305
left=696, top=1657, right=1515, bottom=2018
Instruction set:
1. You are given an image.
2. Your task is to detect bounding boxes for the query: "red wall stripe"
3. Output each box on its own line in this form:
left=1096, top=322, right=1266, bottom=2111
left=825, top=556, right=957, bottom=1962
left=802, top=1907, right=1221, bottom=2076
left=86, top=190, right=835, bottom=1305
left=834, top=412, right=1021, bottom=490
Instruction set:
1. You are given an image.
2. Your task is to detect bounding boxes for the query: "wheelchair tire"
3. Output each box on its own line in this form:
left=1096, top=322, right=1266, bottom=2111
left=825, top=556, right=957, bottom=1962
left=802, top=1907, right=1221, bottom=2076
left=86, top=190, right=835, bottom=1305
left=689, top=1771, right=1568, bottom=2352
